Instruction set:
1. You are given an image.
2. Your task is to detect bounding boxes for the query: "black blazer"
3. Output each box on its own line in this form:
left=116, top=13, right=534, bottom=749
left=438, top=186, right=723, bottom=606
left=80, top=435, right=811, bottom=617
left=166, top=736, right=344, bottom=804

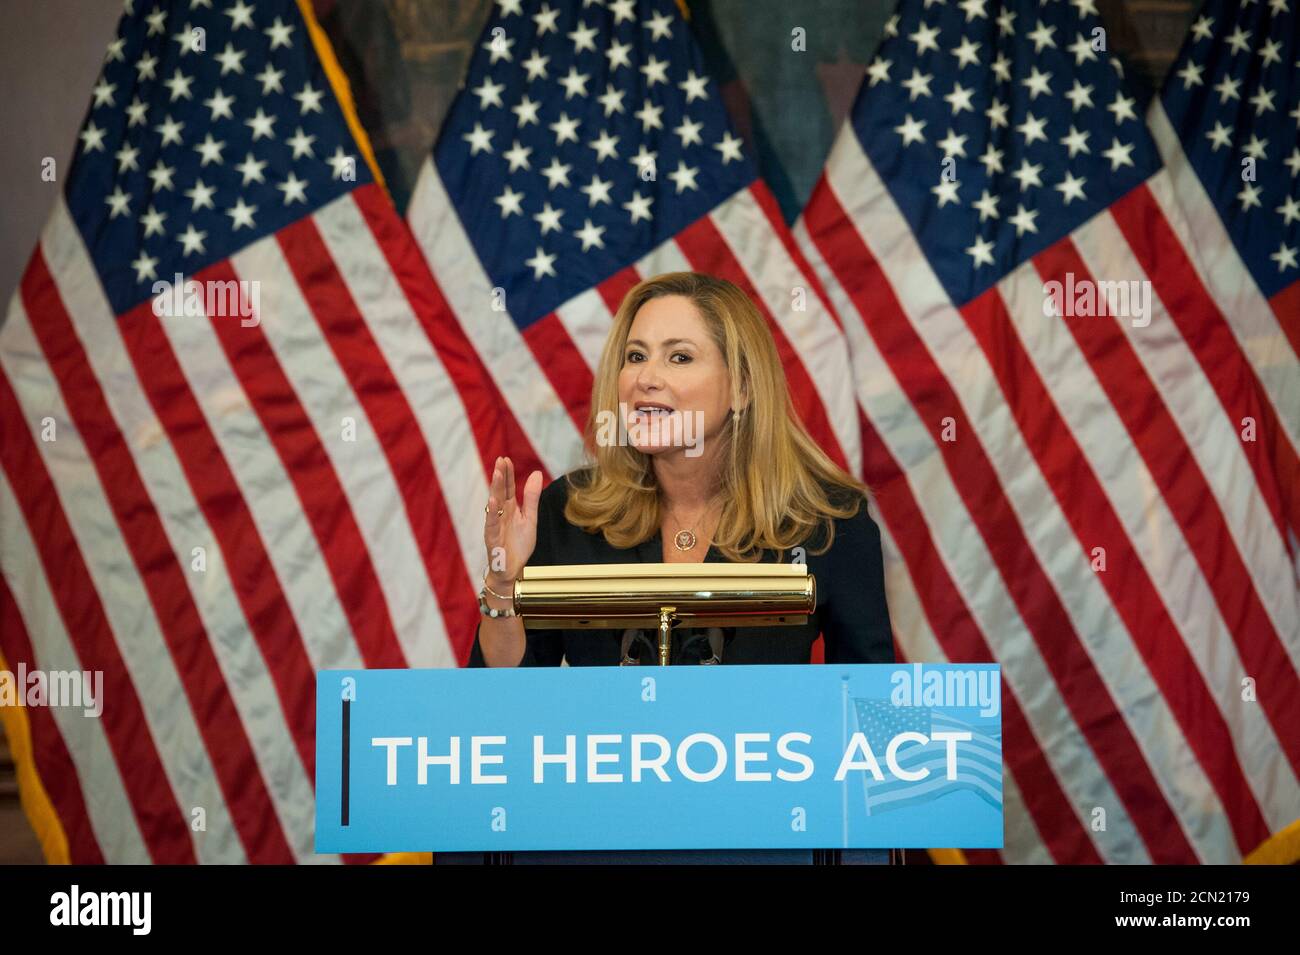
left=466, top=472, right=895, bottom=666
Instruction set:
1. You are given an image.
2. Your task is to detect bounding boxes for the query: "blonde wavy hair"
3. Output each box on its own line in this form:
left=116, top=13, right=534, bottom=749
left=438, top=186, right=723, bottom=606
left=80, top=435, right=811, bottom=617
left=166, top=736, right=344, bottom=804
left=564, top=271, right=868, bottom=562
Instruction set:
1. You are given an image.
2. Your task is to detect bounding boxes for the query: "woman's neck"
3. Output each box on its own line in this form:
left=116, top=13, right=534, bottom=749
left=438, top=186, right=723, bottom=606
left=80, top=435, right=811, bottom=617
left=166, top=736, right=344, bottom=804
left=652, top=444, right=723, bottom=515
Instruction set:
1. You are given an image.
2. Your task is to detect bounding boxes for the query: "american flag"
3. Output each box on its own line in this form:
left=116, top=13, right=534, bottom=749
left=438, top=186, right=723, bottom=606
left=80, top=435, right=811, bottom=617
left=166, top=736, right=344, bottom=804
left=852, top=699, right=1002, bottom=815
left=797, top=0, right=1300, bottom=863
left=0, top=0, right=508, bottom=862
left=404, top=0, right=862, bottom=488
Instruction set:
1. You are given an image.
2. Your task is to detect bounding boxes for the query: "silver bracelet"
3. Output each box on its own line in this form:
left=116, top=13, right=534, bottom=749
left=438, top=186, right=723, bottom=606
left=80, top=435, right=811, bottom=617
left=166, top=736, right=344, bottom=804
left=478, top=587, right=516, bottom=618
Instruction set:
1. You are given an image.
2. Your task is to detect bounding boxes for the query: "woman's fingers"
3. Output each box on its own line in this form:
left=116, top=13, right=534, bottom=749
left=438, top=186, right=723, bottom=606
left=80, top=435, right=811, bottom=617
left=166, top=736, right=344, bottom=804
left=521, top=469, right=543, bottom=525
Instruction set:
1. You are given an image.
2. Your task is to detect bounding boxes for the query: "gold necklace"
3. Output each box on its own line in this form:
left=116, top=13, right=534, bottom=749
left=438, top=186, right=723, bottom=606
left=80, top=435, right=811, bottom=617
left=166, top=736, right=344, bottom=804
left=664, top=498, right=719, bottom=552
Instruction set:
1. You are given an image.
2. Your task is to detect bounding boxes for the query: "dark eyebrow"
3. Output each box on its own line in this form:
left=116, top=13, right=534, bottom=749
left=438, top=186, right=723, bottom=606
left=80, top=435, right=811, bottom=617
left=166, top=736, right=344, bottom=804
left=625, top=338, right=697, bottom=348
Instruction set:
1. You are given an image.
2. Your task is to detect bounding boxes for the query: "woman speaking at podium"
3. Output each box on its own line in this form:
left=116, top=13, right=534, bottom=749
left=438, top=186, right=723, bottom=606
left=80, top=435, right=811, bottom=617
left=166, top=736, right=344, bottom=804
left=469, top=272, right=893, bottom=667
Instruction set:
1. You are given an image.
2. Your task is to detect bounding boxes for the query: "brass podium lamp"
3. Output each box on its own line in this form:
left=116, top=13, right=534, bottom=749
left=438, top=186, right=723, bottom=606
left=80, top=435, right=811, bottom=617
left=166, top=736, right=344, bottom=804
left=512, top=563, right=815, bottom=666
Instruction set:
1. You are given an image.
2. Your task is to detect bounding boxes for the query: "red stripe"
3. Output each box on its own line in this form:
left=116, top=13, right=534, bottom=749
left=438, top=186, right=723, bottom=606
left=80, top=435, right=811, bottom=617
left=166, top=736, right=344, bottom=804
left=674, top=214, right=850, bottom=473
left=275, top=216, right=481, bottom=664
left=749, top=181, right=847, bottom=335
left=595, top=264, right=642, bottom=318
left=521, top=312, right=593, bottom=436
left=965, top=282, right=1269, bottom=854
left=0, top=364, right=192, bottom=863
left=1266, top=277, right=1300, bottom=365
left=857, top=409, right=1096, bottom=864
left=0, top=577, right=106, bottom=863
left=115, top=299, right=317, bottom=780
left=1112, top=186, right=1297, bottom=548
left=804, top=184, right=1197, bottom=862
left=353, top=186, right=548, bottom=491
left=1035, top=238, right=1300, bottom=781
left=202, top=259, right=406, bottom=670
left=20, top=251, right=295, bottom=863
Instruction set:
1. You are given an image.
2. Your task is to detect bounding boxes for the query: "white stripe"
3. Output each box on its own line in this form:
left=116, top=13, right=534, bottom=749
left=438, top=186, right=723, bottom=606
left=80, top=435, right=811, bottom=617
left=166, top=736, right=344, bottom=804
left=150, top=270, right=363, bottom=676
left=1147, top=104, right=1300, bottom=466
left=230, top=229, right=448, bottom=669
left=0, top=297, right=243, bottom=863
left=0, top=473, right=148, bottom=864
left=795, top=132, right=1149, bottom=862
left=1072, top=211, right=1300, bottom=659
left=636, top=235, right=693, bottom=277
left=313, top=193, right=494, bottom=665
left=998, top=258, right=1300, bottom=835
left=408, top=159, right=585, bottom=477
left=707, top=187, right=862, bottom=475
left=822, top=131, right=1234, bottom=859
left=555, top=286, right=616, bottom=372
left=40, top=201, right=329, bottom=861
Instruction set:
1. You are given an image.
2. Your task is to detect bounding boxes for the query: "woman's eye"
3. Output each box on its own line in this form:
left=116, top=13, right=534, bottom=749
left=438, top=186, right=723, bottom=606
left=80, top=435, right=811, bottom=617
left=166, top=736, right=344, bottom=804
left=671, top=352, right=692, bottom=363
left=624, top=351, right=644, bottom=362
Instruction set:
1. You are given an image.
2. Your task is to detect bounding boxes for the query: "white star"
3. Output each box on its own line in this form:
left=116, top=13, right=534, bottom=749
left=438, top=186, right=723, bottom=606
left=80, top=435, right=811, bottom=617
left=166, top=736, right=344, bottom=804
left=951, top=37, right=981, bottom=68
left=884, top=14, right=899, bottom=37
left=1017, top=112, right=1049, bottom=145
left=985, top=97, right=1009, bottom=128
left=1271, top=243, right=1298, bottom=271
left=255, top=64, right=285, bottom=95
left=525, top=247, right=556, bottom=280
left=606, top=39, right=632, bottom=71
left=1243, top=135, right=1268, bottom=160
left=472, top=76, right=505, bottom=109
left=115, top=143, right=140, bottom=173
left=145, top=7, right=167, bottom=36
left=679, top=70, right=709, bottom=102
left=966, top=235, right=996, bottom=267
left=173, top=22, right=202, bottom=56
left=1175, top=60, right=1204, bottom=89
left=533, top=202, right=563, bottom=234
left=1009, top=204, right=1039, bottom=236
left=909, top=21, right=941, bottom=55
left=236, top=152, right=267, bottom=185
left=131, top=251, right=159, bottom=283
left=674, top=116, right=704, bottom=147
left=91, top=79, right=117, bottom=108
left=568, top=20, right=598, bottom=53
left=575, top=218, right=606, bottom=251
left=644, top=9, right=673, bottom=40
left=1067, top=33, right=1098, bottom=66
left=958, top=0, right=988, bottom=21
left=558, top=67, right=589, bottom=99
left=667, top=161, right=699, bottom=194
left=265, top=16, right=295, bottom=50
left=608, top=0, right=636, bottom=24
left=894, top=113, right=927, bottom=146
left=126, top=97, right=149, bottom=127
left=497, top=0, right=523, bottom=15
left=216, top=43, right=247, bottom=75
left=996, top=8, right=1016, bottom=36
left=1065, top=80, right=1094, bottom=111
left=932, top=178, right=961, bottom=207
left=973, top=190, right=999, bottom=221
left=589, top=130, right=619, bottom=163
left=225, top=1, right=255, bottom=31
left=944, top=83, right=975, bottom=115
left=978, top=142, right=1004, bottom=175
left=1276, top=195, right=1300, bottom=226
left=1258, top=38, right=1283, bottom=67
left=504, top=139, right=533, bottom=171
left=901, top=68, right=933, bottom=101
left=1204, top=121, right=1232, bottom=152
left=1060, top=126, right=1090, bottom=157
left=629, top=145, right=657, bottom=178
left=164, top=69, right=194, bottom=102
left=521, top=50, right=549, bottom=81
left=194, top=134, right=226, bottom=166
left=276, top=172, right=309, bottom=205
left=598, top=83, right=626, bottom=117
left=177, top=223, right=207, bottom=256
left=104, top=36, right=126, bottom=63
left=1285, top=148, right=1300, bottom=177
left=1070, top=0, right=1100, bottom=15
left=135, top=53, right=159, bottom=81
left=715, top=131, right=744, bottom=164
left=79, top=121, right=107, bottom=153
left=1027, top=20, right=1057, bottom=53
left=287, top=127, right=316, bottom=160
left=204, top=89, right=236, bottom=121
left=581, top=174, right=614, bottom=205
left=1022, top=66, right=1053, bottom=100
left=226, top=197, right=258, bottom=230
left=104, top=186, right=131, bottom=218
left=1011, top=158, right=1044, bottom=191
left=641, top=55, right=669, bottom=87
left=1268, top=0, right=1288, bottom=14
left=148, top=159, right=176, bottom=192
left=540, top=156, right=572, bottom=189
left=326, top=146, right=356, bottom=180
left=549, top=112, right=580, bottom=145
left=866, top=58, right=891, bottom=86
left=635, top=99, right=664, bottom=133
left=1102, top=137, right=1135, bottom=171
left=291, top=84, right=324, bottom=117
left=462, top=121, right=494, bottom=155
left=1190, top=15, right=1213, bottom=40
left=1224, top=26, right=1251, bottom=55
left=140, top=204, right=167, bottom=238
left=512, top=95, right=541, bottom=127
left=624, top=191, right=653, bottom=224
left=937, top=128, right=968, bottom=159
left=185, top=178, right=217, bottom=211
left=1055, top=171, right=1087, bottom=204
left=991, top=53, right=1011, bottom=83
left=533, top=2, right=560, bottom=34
left=245, top=108, right=276, bottom=141
left=1248, top=88, right=1276, bottom=115
left=1107, top=92, right=1137, bottom=124
left=156, top=114, right=185, bottom=146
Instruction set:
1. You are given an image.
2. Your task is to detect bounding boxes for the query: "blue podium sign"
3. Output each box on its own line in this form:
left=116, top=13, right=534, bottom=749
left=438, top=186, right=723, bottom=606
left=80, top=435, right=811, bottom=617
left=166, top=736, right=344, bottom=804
left=314, top=664, right=1003, bottom=853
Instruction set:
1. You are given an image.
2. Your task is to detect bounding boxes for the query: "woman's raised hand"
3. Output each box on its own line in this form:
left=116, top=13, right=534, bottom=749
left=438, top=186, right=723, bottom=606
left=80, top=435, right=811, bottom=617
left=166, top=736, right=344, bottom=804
left=483, top=456, right=543, bottom=590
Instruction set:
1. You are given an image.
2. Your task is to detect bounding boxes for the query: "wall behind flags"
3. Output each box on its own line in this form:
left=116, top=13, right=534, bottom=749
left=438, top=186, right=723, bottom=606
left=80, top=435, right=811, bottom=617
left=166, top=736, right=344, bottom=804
left=0, top=0, right=1199, bottom=863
